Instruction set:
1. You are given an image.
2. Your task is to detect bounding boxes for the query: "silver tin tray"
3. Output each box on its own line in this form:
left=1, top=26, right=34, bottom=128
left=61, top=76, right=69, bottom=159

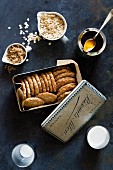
left=12, top=62, right=82, bottom=112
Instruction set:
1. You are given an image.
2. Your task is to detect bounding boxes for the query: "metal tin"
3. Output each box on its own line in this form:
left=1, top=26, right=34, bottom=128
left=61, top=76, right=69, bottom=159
left=12, top=62, right=82, bottom=112
left=41, top=80, right=107, bottom=143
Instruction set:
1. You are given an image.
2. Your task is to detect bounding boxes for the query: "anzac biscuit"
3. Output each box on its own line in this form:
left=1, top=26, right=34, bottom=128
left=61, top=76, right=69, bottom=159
left=41, top=73, right=49, bottom=92
left=22, top=97, right=45, bottom=108
left=53, top=66, right=70, bottom=72
left=26, top=76, right=34, bottom=96
left=24, top=79, right=31, bottom=98
left=53, top=68, right=71, bottom=77
left=55, top=72, right=75, bottom=81
left=57, top=83, right=76, bottom=97
left=57, top=91, right=71, bottom=102
left=48, top=71, right=56, bottom=92
left=31, top=75, right=39, bottom=95
left=16, top=88, right=24, bottom=101
left=56, top=77, right=76, bottom=90
left=21, top=80, right=27, bottom=100
left=45, top=72, right=53, bottom=92
left=38, top=92, right=57, bottom=104
left=34, top=74, right=42, bottom=93
left=39, top=76, right=46, bottom=92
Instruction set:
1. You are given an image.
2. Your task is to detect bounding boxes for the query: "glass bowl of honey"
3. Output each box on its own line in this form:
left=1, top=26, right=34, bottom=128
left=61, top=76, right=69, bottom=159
left=78, top=28, right=106, bottom=57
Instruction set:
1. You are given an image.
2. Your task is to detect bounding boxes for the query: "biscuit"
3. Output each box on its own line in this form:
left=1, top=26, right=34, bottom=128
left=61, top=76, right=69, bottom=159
left=31, top=75, right=39, bottom=95
left=45, top=72, right=53, bottom=92
left=57, top=83, right=76, bottom=97
left=38, top=92, right=57, bottom=104
left=53, top=66, right=70, bottom=72
left=56, top=77, right=76, bottom=90
left=22, top=97, right=45, bottom=108
left=39, top=75, right=46, bottom=92
left=21, top=80, right=27, bottom=100
left=34, top=74, right=43, bottom=93
left=26, top=76, right=34, bottom=96
left=24, top=79, right=31, bottom=98
left=53, top=68, right=70, bottom=77
left=41, top=73, right=49, bottom=92
left=48, top=71, right=56, bottom=92
left=55, top=72, right=75, bottom=81
left=57, top=91, right=71, bottom=102
left=16, top=88, right=24, bottom=101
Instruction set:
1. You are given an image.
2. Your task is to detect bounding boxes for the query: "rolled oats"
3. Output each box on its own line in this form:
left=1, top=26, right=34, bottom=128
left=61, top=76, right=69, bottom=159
left=40, top=13, right=65, bottom=40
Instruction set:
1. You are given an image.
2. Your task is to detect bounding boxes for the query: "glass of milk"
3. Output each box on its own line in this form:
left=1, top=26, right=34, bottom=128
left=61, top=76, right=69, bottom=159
left=11, top=143, right=35, bottom=167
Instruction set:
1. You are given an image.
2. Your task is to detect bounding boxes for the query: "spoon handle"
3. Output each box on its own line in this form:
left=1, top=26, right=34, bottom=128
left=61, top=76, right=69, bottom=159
left=94, top=9, right=113, bottom=39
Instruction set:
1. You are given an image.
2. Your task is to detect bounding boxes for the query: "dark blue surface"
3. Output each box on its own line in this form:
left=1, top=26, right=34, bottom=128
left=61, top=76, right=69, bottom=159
left=0, top=0, right=113, bottom=170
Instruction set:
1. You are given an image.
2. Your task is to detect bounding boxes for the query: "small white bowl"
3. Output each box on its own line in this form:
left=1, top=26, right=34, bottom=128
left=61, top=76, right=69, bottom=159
left=2, top=43, right=28, bottom=66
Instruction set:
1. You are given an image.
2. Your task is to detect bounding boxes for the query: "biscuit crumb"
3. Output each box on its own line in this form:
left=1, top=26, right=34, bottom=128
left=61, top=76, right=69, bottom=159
left=5, top=65, right=16, bottom=74
left=48, top=42, right=52, bottom=45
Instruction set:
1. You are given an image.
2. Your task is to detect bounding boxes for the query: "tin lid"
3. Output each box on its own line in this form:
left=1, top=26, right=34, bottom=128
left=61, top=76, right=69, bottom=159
left=41, top=80, right=107, bottom=143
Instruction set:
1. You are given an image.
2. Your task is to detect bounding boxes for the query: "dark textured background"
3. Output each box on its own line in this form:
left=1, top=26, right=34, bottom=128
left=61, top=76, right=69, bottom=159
left=0, top=0, right=113, bottom=170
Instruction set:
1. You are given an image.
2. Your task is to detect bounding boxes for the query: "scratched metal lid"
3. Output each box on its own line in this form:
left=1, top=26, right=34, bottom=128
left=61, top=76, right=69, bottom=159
left=41, top=80, right=107, bottom=143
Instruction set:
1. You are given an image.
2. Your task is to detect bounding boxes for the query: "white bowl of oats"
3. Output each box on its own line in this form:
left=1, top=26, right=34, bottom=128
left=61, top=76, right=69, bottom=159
left=37, top=11, right=68, bottom=43
left=2, top=43, right=27, bottom=65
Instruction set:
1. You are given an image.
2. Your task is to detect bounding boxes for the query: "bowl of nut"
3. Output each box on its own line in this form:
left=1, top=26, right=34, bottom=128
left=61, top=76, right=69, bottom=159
left=2, top=43, right=27, bottom=65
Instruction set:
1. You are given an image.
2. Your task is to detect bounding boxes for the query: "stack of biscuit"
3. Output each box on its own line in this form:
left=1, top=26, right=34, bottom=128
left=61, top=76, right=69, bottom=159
left=16, top=66, right=77, bottom=110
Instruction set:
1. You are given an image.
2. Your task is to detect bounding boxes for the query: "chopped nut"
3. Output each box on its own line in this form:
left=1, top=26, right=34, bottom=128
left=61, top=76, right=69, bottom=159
left=7, top=44, right=26, bottom=64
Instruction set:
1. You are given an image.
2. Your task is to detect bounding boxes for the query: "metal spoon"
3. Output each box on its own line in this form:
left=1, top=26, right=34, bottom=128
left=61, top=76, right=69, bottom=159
left=84, top=9, right=113, bottom=53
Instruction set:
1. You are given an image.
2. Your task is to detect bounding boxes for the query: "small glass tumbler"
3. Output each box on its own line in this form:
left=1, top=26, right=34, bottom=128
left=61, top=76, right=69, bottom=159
left=11, top=143, right=35, bottom=168
left=78, top=28, right=106, bottom=58
left=87, top=125, right=110, bottom=149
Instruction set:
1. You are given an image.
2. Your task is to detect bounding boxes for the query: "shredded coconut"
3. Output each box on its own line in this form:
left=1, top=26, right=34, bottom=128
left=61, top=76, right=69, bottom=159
left=18, top=17, right=42, bottom=47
